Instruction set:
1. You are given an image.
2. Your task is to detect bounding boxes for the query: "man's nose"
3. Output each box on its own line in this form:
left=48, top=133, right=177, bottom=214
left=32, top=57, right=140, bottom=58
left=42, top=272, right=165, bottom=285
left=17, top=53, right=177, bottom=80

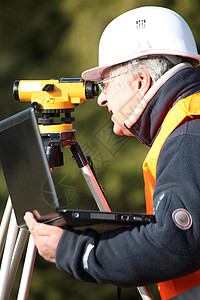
left=97, top=92, right=108, bottom=107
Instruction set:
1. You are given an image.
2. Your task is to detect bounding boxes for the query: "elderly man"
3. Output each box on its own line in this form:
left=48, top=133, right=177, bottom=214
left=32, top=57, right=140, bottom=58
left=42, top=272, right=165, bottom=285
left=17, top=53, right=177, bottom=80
left=25, top=6, right=200, bottom=300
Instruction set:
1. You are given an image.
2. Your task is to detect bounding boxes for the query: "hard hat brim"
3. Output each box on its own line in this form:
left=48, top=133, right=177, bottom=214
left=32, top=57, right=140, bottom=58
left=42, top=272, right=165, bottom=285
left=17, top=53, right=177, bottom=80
left=82, top=64, right=113, bottom=81
left=82, top=50, right=200, bottom=81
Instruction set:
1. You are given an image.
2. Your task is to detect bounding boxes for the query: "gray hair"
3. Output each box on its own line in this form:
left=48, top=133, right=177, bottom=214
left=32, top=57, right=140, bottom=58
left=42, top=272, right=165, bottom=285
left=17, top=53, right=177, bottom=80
left=110, top=55, right=184, bottom=86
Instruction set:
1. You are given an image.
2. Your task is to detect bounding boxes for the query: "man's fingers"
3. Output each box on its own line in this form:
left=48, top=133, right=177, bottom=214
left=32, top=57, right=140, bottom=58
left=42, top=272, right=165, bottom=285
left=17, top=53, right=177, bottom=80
left=24, top=212, right=63, bottom=236
left=24, top=212, right=48, bottom=236
left=24, top=211, right=35, bottom=223
left=24, top=212, right=37, bottom=231
left=24, top=211, right=64, bottom=263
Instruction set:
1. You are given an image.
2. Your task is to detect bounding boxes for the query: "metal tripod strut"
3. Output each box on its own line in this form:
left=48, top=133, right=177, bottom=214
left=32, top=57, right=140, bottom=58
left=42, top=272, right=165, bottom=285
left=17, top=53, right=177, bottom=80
left=0, top=208, right=18, bottom=300
left=0, top=197, right=37, bottom=300
left=0, top=196, right=12, bottom=258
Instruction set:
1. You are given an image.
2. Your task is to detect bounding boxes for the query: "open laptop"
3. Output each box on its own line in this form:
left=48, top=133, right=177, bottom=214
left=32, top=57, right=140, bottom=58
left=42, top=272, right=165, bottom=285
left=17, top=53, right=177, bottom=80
left=0, top=108, right=156, bottom=230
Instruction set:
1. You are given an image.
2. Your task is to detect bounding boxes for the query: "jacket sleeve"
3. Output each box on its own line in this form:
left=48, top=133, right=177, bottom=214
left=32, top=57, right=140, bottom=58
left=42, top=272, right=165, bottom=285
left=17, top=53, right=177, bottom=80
left=55, top=121, right=200, bottom=287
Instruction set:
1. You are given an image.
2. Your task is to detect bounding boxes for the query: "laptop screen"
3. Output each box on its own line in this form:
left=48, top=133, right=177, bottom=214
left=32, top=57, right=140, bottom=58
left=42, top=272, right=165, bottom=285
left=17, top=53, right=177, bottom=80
left=0, top=108, right=59, bottom=227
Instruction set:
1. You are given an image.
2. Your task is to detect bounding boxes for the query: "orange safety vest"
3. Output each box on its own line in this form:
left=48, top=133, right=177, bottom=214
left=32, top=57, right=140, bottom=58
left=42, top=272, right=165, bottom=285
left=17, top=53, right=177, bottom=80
left=143, top=92, right=200, bottom=300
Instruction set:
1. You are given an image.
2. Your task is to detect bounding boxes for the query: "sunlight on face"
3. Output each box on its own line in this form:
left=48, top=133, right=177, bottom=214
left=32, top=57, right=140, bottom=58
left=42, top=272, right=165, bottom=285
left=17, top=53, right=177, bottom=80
left=102, top=75, right=141, bottom=136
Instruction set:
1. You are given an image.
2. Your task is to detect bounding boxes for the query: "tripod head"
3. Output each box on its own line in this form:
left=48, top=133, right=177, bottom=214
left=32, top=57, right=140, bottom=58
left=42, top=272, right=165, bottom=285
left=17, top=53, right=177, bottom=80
left=13, top=78, right=99, bottom=168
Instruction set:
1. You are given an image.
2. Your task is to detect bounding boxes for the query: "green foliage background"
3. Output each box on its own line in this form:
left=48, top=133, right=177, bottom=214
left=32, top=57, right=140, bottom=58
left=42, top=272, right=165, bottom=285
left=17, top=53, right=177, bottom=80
left=0, top=0, right=199, bottom=299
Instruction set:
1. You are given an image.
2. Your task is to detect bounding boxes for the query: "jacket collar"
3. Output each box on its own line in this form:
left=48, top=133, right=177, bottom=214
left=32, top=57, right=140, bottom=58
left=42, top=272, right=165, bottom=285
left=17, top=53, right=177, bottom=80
left=127, top=66, right=200, bottom=148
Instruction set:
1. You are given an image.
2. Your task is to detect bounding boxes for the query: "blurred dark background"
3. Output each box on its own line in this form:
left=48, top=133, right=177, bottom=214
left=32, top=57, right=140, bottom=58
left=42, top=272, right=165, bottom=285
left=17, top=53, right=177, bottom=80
left=0, top=0, right=199, bottom=299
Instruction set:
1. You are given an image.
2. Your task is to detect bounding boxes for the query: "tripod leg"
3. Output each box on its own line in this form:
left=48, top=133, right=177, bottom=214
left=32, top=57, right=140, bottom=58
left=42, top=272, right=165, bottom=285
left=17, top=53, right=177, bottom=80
left=70, top=142, right=111, bottom=212
left=0, top=209, right=18, bottom=300
left=4, top=228, right=28, bottom=300
left=0, top=197, right=12, bottom=258
left=0, top=199, right=36, bottom=300
left=138, top=286, right=154, bottom=300
left=81, top=164, right=111, bottom=212
left=17, top=234, right=37, bottom=300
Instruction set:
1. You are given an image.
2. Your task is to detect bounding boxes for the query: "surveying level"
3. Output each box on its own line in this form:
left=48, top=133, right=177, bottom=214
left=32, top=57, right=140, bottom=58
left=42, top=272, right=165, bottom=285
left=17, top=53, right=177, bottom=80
left=13, top=78, right=99, bottom=110
left=13, top=78, right=99, bottom=168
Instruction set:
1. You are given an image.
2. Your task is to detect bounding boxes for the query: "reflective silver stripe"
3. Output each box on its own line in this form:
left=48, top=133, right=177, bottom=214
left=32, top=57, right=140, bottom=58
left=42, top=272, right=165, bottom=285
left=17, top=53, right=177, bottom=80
left=82, top=244, right=94, bottom=270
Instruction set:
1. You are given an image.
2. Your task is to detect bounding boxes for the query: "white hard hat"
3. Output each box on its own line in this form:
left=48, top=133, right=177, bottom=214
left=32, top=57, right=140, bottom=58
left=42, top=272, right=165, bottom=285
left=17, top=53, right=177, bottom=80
left=82, top=6, right=200, bottom=81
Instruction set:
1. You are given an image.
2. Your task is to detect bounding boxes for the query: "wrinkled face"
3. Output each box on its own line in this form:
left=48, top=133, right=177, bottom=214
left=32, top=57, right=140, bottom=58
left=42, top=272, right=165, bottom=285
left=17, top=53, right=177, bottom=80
left=97, top=70, right=142, bottom=136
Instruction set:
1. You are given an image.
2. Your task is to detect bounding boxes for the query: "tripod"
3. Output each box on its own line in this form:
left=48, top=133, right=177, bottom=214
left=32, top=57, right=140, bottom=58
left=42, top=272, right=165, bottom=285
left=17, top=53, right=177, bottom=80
left=0, top=110, right=154, bottom=300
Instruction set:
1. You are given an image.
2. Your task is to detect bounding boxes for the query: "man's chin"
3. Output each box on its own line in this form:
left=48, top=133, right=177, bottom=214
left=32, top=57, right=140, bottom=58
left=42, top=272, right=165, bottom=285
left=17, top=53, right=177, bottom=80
left=113, top=124, right=134, bottom=136
left=113, top=124, right=124, bottom=136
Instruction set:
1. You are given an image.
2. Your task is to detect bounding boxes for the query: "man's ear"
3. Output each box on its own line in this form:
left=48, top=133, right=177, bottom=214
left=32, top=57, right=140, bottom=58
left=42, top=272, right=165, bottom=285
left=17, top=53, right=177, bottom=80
left=130, top=67, right=151, bottom=97
left=137, top=67, right=151, bottom=96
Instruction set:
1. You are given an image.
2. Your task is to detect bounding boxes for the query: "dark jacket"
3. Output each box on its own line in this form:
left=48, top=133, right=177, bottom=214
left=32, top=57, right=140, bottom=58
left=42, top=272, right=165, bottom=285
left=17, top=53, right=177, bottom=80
left=56, top=67, right=200, bottom=287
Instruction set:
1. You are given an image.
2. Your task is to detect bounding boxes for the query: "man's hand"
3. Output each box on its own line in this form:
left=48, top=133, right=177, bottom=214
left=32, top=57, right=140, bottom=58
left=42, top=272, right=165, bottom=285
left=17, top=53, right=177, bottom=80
left=24, top=212, right=64, bottom=263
